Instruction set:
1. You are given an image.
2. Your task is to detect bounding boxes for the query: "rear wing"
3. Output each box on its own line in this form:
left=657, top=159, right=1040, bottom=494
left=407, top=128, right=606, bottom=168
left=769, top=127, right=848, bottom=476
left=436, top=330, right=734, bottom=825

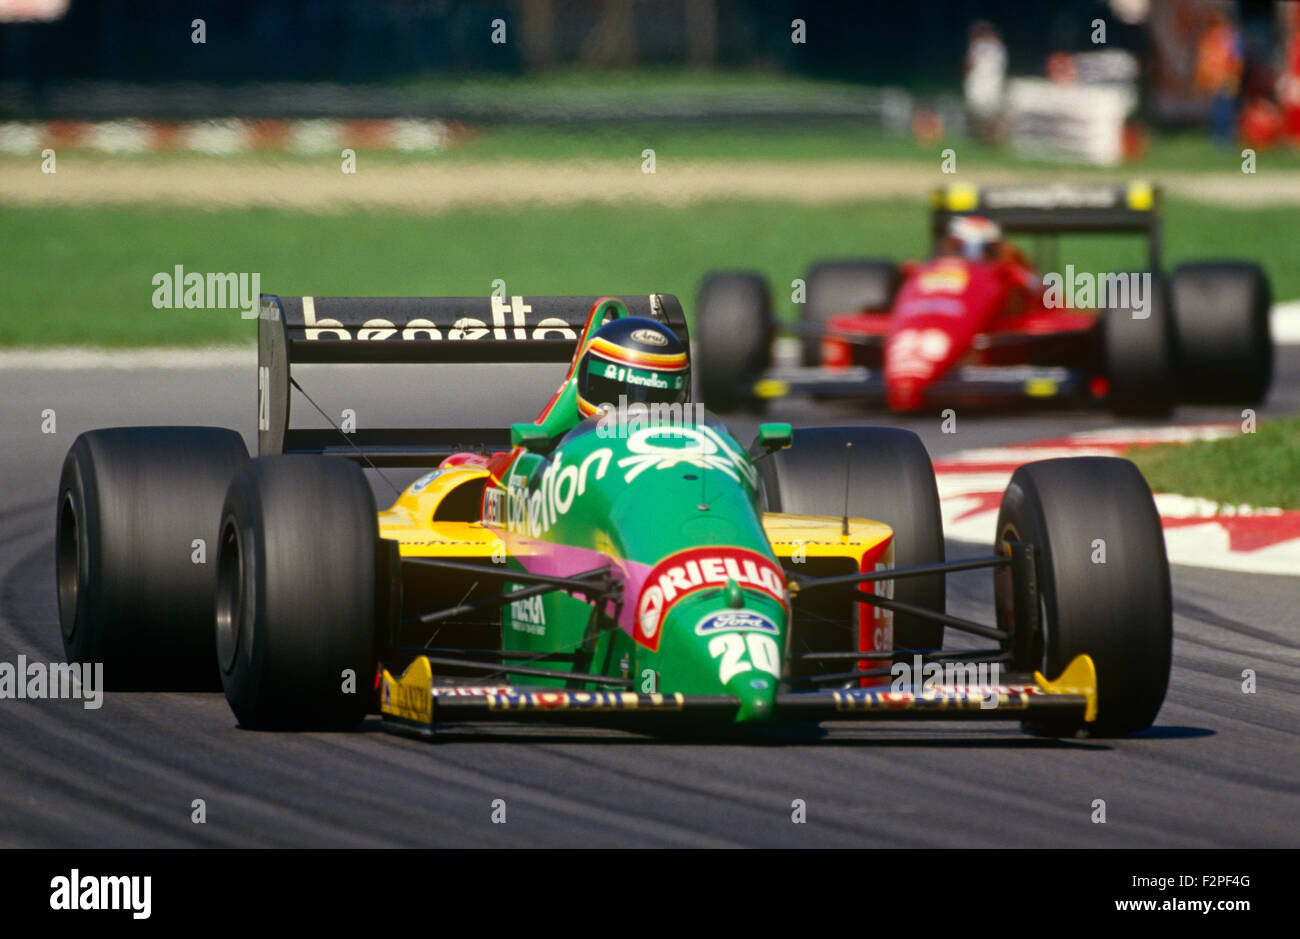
left=930, top=181, right=1160, bottom=269
left=257, top=293, right=688, bottom=465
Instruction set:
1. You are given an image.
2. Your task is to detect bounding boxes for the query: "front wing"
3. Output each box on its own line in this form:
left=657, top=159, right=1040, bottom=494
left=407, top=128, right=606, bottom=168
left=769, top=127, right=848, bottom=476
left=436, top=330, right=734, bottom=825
left=378, top=653, right=1099, bottom=737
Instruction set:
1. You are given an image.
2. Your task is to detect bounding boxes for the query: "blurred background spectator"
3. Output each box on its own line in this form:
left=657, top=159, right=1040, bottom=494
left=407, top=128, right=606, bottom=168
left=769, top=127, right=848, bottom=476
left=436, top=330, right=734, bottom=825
left=964, top=20, right=1007, bottom=143
left=1195, top=7, right=1243, bottom=144
left=1284, top=2, right=1300, bottom=144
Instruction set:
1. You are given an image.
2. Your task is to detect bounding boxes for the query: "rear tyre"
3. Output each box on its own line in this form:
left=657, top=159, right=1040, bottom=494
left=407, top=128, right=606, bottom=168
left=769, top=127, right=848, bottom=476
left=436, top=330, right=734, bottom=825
left=759, top=426, right=945, bottom=650
left=993, top=457, right=1171, bottom=737
left=217, top=456, right=381, bottom=731
left=694, top=272, right=774, bottom=413
left=1170, top=261, right=1272, bottom=404
left=56, top=427, right=249, bottom=690
left=1103, top=273, right=1175, bottom=417
left=802, top=260, right=900, bottom=367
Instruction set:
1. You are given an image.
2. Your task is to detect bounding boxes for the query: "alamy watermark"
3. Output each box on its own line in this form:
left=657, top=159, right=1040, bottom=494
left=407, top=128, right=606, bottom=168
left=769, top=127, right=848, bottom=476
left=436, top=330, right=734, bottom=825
left=0, top=656, right=103, bottom=709
left=594, top=394, right=706, bottom=439
left=890, top=654, right=1001, bottom=708
left=151, top=265, right=261, bottom=318
left=50, top=869, right=150, bottom=919
left=1042, top=266, right=1151, bottom=319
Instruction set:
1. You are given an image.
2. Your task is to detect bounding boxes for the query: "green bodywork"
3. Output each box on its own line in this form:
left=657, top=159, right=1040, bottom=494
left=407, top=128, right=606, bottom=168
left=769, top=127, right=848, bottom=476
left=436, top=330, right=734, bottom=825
left=488, top=298, right=790, bottom=721
left=495, top=417, right=787, bottom=722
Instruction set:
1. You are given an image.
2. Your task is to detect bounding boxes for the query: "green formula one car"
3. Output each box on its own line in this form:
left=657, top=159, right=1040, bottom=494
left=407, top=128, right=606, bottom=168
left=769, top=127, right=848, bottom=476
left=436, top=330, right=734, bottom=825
left=55, top=293, right=1172, bottom=738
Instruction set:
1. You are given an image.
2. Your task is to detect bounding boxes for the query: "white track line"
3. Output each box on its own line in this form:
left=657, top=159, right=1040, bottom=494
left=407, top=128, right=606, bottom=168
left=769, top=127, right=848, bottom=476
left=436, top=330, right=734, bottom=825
left=1272, top=300, right=1300, bottom=345
left=0, top=345, right=254, bottom=369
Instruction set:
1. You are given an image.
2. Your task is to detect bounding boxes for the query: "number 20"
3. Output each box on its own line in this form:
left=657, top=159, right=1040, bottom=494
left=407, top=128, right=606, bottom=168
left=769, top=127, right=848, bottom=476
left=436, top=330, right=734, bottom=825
left=708, top=633, right=780, bottom=684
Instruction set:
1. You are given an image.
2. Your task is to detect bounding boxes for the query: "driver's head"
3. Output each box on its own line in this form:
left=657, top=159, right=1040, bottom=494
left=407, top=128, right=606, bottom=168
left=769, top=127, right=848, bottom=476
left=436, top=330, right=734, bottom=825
left=946, top=214, right=1002, bottom=262
left=576, top=316, right=689, bottom=416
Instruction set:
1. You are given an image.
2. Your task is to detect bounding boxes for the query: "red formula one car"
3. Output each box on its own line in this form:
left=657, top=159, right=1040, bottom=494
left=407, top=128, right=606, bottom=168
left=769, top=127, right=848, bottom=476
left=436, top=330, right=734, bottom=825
left=696, top=182, right=1273, bottom=416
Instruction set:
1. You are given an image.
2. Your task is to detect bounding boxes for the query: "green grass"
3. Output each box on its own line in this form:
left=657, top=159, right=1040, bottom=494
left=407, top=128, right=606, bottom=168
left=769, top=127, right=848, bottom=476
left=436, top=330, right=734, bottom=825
left=393, top=67, right=880, bottom=106
left=1127, top=416, right=1300, bottom=509
left=1, top=197, right=1296, bottom=346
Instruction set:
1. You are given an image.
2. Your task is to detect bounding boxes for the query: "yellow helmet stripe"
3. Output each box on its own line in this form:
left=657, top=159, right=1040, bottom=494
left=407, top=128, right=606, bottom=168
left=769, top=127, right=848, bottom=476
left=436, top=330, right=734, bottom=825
left=586, top=336, right=688, bottom=370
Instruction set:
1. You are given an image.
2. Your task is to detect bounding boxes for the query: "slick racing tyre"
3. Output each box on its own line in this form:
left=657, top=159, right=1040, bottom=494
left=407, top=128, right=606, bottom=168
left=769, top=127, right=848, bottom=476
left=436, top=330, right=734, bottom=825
left=1170, top=261, right=1272, bottom=404
left=1102, top=272, right=1175, bottom=417
left=994, top=457, right=1171, bottom=737
left=694, top=271, right=774, bottom=413
left=217, top=455, right=382, bottom=731
left=56, top=426, right=249, bottom=691
left=759, top=426, right=946, bottom=651
left=801, top=260, right=900, bottom=367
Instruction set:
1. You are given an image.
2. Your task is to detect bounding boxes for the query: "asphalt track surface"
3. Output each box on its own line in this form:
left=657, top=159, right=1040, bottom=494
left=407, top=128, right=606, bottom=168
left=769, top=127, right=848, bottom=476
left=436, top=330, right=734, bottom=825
left=0, top=352, right=1297, bottom=847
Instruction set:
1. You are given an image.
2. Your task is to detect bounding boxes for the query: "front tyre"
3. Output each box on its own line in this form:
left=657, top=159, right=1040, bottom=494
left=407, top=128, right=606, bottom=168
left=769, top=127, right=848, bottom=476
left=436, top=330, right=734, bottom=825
left=217, top=456, right=382, bottom=731
left=1103, top=273, right=1175, bottom=417
left=1170, top=261, right=1272, bottom=404
left=801, top=260, right=900, bottom=367
left=994, top=457, right=1171, bottom=737
left=760, top=426, right=945, bottom=651
left=694, top=272, right=774, bottom=413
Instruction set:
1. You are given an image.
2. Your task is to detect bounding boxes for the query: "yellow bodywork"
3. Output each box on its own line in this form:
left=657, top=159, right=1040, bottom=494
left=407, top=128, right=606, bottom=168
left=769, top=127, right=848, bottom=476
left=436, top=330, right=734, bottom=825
left=376, top=466, right=500, bottom=558
left=763, top=512, right=893, bottom=570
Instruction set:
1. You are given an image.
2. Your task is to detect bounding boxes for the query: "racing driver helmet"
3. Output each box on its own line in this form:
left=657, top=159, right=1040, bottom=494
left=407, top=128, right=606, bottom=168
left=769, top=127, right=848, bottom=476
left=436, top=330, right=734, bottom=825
left=946, top=214, right=1003, bottom=262
left=576, top=317, right=690, bottom=416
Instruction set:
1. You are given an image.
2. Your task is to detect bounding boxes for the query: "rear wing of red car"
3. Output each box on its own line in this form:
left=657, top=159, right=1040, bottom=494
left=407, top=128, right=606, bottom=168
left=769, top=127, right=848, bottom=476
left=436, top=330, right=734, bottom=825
left=256, top=294, right=689, bottom=465
left=930, top=181, right=1161, bottom=269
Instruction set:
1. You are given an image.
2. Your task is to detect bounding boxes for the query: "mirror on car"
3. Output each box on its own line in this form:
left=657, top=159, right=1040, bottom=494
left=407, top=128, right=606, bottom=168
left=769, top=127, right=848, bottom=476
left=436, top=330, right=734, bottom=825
left=757, top=422, right=793, bottom=452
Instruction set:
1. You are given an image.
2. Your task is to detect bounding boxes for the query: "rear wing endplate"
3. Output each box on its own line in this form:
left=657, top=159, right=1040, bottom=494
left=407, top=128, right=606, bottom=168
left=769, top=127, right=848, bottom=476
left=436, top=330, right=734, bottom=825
left=257, top=294, right=688, bottom=465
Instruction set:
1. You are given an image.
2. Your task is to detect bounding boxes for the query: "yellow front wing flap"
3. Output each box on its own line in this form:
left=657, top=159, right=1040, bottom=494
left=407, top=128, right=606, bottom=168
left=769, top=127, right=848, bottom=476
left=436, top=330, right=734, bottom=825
left=380, top=656, right=433, bottom=724
left=1035, top=654, right=1099, bottom=723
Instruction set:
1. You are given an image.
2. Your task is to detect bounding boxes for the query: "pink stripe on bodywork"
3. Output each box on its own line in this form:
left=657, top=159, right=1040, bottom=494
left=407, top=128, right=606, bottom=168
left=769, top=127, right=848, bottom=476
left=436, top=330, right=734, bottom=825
left=488, top=527, right=652, bottom=638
